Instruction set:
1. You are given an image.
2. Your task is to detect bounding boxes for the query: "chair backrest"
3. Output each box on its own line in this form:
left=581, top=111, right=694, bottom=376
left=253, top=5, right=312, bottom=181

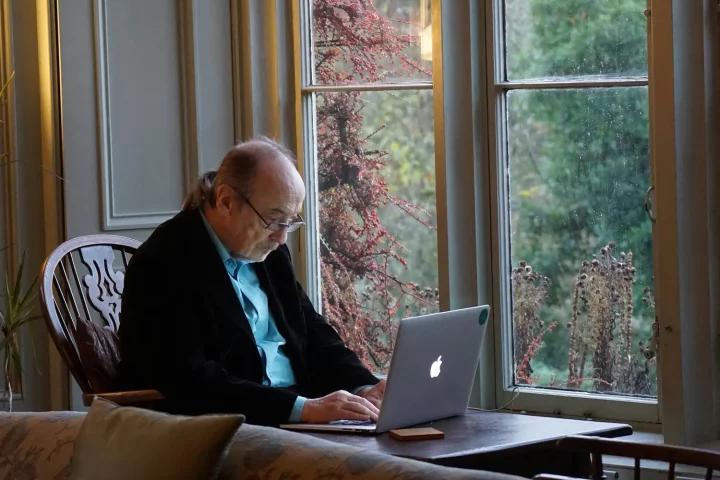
left=39, top=234, right=141, bottom=394
left=556, top=435, right=720, bottom=480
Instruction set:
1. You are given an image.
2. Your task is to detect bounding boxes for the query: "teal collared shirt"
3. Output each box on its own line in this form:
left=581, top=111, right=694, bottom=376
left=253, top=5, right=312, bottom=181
left=200, top=211, right=306, bottom=422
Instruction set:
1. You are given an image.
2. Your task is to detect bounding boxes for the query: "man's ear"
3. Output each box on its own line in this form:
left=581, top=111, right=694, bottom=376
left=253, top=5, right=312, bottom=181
left=215, top=185, right=235, bottom=216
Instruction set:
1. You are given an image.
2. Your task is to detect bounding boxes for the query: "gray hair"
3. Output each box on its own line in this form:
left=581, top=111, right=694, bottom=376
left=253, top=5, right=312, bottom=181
left=182, top=136, right=298, bottom=211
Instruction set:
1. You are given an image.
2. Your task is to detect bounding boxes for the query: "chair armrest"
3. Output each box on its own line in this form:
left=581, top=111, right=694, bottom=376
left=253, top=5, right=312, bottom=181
left=82, top=389, right=165, bottom=407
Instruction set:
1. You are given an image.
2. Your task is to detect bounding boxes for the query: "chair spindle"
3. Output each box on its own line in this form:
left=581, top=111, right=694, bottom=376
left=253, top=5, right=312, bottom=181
left=69, top=253, right=92, bottom=320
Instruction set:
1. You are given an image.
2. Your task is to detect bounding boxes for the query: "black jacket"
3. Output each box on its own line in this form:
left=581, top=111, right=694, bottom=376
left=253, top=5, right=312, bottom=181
left=118, top=207, right=378, bottom=426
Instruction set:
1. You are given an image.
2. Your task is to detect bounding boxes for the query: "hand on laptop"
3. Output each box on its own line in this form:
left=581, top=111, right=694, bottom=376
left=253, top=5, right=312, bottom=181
left=300, top=390, right=380, bottom=424
left=355, top=379, right=386, bottom=409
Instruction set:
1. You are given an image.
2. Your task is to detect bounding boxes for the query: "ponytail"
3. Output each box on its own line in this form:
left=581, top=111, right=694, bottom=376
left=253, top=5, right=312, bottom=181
left=182, top=170, right=218, bottom=210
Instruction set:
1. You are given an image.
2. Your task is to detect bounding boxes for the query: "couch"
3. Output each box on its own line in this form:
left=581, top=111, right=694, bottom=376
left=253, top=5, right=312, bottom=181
left=0, top=410, right=528, bottom=479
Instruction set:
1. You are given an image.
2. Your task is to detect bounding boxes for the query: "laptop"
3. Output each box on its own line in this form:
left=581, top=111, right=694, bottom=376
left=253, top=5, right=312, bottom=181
left=279, top=305, right=490, bottom=434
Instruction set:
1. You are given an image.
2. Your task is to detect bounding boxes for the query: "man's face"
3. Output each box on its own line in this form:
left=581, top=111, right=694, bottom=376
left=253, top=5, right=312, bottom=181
left=213, top=160, right=305, bottom=262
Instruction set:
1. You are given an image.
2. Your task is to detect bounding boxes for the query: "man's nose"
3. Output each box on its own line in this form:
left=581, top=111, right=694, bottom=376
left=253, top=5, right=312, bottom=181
left=269, top=228, right=288, bottom=245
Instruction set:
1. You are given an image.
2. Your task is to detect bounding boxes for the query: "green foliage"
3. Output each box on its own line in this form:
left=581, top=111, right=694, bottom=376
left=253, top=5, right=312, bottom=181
left=505, top=0, right=655, bottom=395
left=355, top=0, right=656, bottom=395
left=506, top=0, right=648, bottom=79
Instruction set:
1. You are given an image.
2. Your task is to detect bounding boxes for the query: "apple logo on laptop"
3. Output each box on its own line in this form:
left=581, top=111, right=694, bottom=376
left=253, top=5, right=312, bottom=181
left=430, top=356, right=442, bottom=378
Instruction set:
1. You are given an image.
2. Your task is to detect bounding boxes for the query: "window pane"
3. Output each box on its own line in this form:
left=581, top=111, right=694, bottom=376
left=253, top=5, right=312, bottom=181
left=312, top=0, right=432, bottom=85
left=504, top=0, right=648, bottom=80
left=316, top=89, right=438, bottom=371
left=507, top=87, right=657, bottom=398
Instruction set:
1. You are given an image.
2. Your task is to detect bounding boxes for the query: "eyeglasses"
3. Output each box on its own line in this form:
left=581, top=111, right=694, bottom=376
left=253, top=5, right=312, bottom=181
left=237, top=192, right=305, bottom=233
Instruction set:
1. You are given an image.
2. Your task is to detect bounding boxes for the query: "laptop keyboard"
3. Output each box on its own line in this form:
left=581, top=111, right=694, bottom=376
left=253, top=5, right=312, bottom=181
left=329, top=419, right=376, bottom=426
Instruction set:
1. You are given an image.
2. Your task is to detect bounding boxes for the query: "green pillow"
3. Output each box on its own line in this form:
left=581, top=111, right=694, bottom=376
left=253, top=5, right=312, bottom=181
left=68, top=397, right=243, bottom=480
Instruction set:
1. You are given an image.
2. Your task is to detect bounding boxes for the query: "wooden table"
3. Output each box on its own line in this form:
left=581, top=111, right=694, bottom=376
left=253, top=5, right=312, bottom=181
left=305, top=409, right=633, bottom=477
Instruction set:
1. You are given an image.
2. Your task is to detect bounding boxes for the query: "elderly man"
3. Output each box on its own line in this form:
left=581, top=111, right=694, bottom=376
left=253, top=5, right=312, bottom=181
left=118, top=137, right=385, bottom=426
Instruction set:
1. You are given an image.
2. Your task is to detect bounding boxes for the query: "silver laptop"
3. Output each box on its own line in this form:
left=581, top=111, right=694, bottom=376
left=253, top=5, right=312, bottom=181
left=279, top=305, right=490, bottom=434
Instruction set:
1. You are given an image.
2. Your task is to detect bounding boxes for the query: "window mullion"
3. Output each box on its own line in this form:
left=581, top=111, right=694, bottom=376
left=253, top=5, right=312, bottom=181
left=435, top=0, right=499, bottom=409
left=300, top=93, right=322, bottom=307
left=498, top=79, right=648, bottom=90
left=302, top=82, right=432, bottom=93
left=486, top=0, right=513, bottom=411
left=296, top=0, right=320, bottom=304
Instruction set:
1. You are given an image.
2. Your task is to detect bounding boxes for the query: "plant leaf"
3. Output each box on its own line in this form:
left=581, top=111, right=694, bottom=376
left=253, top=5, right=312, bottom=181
left=5, top=271, right=13, bottom=315
left=15, top=314, right=41, bottom=330
left=15, top=303, right=39, bottom=328
left=6, top=301, right=26, bottom=330
left=17, top=277, right=39, bottom=317
left=10, top=307, right=30, bottom=327
left=0, top=71, right=14, bottom=100
left=12, top=251, right=27, bottom=316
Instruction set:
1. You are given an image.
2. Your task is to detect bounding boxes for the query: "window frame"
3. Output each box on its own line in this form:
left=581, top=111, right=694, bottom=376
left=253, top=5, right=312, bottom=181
left=484, top=0, right=660, bottom=424
left=294, top=0, right=661, bottom=425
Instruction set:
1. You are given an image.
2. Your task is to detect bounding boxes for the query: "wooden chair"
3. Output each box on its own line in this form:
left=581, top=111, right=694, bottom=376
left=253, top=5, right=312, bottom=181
left=534, top=435, right=720, bottom=480
left=39, top=234, right=164, bottom=407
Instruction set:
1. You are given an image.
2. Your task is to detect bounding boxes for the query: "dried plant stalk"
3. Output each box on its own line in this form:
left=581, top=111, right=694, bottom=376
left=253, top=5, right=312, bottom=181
left=567, top=242, right=637, bottom=392
left=512, top=261, right=551, bottom=383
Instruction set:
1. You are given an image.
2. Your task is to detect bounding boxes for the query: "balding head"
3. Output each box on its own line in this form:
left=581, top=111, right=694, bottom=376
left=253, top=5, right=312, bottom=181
left=183, top=136, right=300, bottom=210
left=183, top=137, right=306, bottom=262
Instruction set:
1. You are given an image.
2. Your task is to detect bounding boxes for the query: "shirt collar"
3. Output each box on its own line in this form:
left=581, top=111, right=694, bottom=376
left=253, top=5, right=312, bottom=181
left=199, top=209, right=252, bottom=272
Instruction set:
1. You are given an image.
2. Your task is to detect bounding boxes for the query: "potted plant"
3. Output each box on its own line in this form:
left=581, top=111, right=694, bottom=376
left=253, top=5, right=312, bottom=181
left=0, top=250, right=41, bottom=412
left=1, top=70, right=41, bottom=411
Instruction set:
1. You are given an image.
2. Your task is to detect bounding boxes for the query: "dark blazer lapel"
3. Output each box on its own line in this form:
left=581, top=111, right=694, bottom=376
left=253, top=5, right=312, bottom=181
left=185, top=209, right=256, bottom=344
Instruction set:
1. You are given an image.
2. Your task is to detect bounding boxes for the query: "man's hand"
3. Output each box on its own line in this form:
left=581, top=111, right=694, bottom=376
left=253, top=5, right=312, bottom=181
left=300, top=390, right=380, bottom=424
left=356, top=379, right=386, bottom=409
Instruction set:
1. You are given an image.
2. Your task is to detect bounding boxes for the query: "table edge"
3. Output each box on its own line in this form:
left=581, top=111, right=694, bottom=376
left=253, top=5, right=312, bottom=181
left=422, top=424, right=634, bottom=461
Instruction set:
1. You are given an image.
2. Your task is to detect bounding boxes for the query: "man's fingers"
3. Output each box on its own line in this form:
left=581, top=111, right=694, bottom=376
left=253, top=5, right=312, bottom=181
left=341, top=409, right=376, bottom=421
left=348, top=396, right=379, bottom=418
left=325, top=390, right=383, bottom=422
left=338, top=390, right=378, bottom=413
left=344, top=398, right=379, bottom=420
left=357, top=395, right=380, bottom=415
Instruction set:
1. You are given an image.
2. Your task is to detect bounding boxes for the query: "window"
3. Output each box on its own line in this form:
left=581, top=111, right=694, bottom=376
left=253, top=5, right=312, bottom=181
left=300, top=0, right=439, bottom=372
left=297, top=0, right=660, bottom=422
left=490, top=0, right=659, bottom=420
